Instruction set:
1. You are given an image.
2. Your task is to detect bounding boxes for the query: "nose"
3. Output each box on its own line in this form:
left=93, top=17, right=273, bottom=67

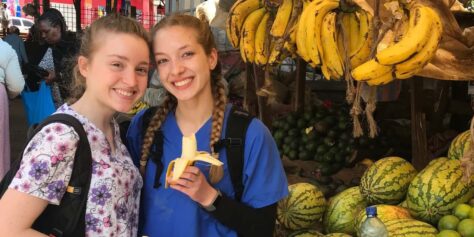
left=122, top=68, right=139, bottom=86
left=170, top=60, right=185, bottom=75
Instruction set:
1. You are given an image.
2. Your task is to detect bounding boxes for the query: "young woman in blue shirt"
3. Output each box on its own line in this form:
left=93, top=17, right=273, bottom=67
left=127, top=14, right=288, bottom=237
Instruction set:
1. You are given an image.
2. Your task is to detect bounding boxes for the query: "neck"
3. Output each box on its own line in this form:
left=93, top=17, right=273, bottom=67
left=175, top=97, right=214, bottom=136
left=70, top=96, right=115, bottom=133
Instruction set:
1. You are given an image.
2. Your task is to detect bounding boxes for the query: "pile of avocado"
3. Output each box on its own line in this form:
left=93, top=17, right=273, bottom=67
left=272, top=102, right=355, bottom=176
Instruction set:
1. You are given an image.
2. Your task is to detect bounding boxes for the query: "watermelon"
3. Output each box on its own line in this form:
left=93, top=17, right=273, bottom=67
left=448, top=130, right=471, bottom=160
left=324, top=233, right=352, bottom=237
left=277, top=183, right=327, bottom=230
left=360, top=156, right=417, bottom=205
left=354, top=204, right=412, bottom=230
left=384, top=218, right=438, bottom=236
left=406, top=158, right=474, bottom=224
left=288, top=229, right=324, bottom=237
left=323, top=187, right=366, bottom=235
left=398, top=200, right=408, bottom=209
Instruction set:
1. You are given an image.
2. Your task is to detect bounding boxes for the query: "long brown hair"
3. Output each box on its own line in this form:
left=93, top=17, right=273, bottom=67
left=68, top=14, right=150, bottom=104
left=141, top=14, right=227, bottom=183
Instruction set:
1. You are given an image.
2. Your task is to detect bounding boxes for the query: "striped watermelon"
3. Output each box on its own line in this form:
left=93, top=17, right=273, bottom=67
left=323, top=187, right=366, bottom=235
left=354, top=204, right=412, bottom=230
left=384, top=218, right=438, bottom=236
left=448, top=130, right=471, bottom=160
left=277, top=183, right=327, bottom=230
left=287, top=229, right=324, bottom=237
left=360, top=157, right=417, bottom=205
left=324, top=233, right=352, bottom=237
left=398, top=200, right=408, bottom=209
left=406, top=158, right=474, bottom=224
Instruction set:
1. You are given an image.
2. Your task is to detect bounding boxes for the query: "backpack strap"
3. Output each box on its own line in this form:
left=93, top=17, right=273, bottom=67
left=213, top=106, right=253, bottom=201
left=31, top=114, right=91, bottom=237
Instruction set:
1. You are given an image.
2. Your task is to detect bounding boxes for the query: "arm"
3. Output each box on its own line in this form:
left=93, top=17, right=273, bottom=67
left=19, top=39, right=28, bottom=65
left=210, top=195, right=277, bottom=237
left=0, top=122, right=78, bottom=236
left=0, top=190, right=49, bottom=236
left=5, top=52, right=25, bottom=98
left=170, top=118, right=287, bottom=236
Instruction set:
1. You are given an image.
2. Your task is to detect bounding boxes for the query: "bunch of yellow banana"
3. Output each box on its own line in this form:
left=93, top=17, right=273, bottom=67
left=226, top=0, right=303, bottom=66
left=165, top=134, right=223, bottom=188
left=351, top=3, right=443, bottom=86
left=295, top=0, right=374, bottom=80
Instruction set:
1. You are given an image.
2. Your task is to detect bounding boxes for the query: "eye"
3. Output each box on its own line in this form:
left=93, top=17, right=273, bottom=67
left=136, top=67, right=149, bottom=75
left=182, top=51, right=194, bottom=58
left=156, top=58, right=168, bottom=65
left=111, top=62, right=123, bottom=68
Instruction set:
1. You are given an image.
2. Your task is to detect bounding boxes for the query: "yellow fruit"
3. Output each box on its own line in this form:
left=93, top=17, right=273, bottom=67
left=457, top=219, right=474, bottom=237
left=438, top=215, right=461, bottom=231
left=454, top=204, right=472, bottom=220
left=437, top=230, right=462, bottom=237
left=469, top=208, right=474, bottom=220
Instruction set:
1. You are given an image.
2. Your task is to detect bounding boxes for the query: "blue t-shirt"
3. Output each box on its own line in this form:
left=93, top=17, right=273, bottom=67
left=127, top=104, right=288, bottom=236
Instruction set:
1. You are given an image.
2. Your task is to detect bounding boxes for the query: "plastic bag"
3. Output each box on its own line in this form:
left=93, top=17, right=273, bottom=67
left=21, top=81, right=56, bottom=126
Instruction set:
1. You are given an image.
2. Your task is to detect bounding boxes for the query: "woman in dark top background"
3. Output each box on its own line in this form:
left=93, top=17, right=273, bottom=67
left=24, top=8, right=79, bottom=106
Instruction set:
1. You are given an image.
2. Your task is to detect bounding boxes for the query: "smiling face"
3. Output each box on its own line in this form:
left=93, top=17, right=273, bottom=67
left=153, top=25, right=217, bottom=103
left=78, top=31, right=150, bottom=113
left=38, top=20, right=62, bottom=44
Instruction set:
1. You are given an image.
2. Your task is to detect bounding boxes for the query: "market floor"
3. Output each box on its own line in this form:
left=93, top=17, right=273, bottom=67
left=9, top=97, right=28, bottom=161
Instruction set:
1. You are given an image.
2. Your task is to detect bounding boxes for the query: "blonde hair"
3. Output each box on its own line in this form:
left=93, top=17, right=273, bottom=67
left=68, top=14, right=150, bottom=103
left=140, top=14, right=227, bottom=183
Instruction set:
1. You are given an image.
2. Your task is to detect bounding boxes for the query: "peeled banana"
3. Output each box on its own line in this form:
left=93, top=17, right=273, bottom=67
left=165, top=134, right=223, bottom=188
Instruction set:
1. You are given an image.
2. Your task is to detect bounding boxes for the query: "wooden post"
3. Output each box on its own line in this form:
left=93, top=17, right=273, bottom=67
left=253, top=65, right=270, bottom=125
left=244, top=63, right=257, bottom=116
left=410, top=77, right=429, bottom=170
left=73, top=0, right=82, bottom=33
left=294, top=58, right=307, bottom=113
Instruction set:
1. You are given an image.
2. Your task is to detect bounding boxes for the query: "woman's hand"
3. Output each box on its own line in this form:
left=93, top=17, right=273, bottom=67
left=168, top=166, right=218, bottom=207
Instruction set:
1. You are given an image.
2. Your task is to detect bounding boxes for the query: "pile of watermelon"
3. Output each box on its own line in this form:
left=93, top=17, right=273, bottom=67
left=277, top=154, right=474, bottom=237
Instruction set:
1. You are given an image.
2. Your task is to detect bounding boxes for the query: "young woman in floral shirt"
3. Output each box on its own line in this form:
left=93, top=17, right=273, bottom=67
left=0, top=14, right=150, bottom=236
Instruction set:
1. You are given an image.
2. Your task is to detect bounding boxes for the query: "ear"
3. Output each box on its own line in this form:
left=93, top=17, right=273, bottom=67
left=208, top=48, right=218, bottom=70
left=77, top=56, right=89, bottom=78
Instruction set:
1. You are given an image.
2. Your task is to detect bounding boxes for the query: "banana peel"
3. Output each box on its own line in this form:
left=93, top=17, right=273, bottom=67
left=165, top=134, right=223, bottom=188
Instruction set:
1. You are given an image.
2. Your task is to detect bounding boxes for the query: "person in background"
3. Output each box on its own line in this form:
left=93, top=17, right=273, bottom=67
left=0, top=38, right=25, bottom=178
left=4, top=26, right=28, bottom=68
left=0, top=4, right=10, bottom=37
left=36, top=8, right=79, bottom=107
left=0, top=14, right=150, bottom=236
left=126, top=14, right=288, bottom=236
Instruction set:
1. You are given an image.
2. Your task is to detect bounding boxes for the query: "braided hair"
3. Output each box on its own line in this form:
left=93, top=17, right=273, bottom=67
left=140, top=14, right=227, bottom=183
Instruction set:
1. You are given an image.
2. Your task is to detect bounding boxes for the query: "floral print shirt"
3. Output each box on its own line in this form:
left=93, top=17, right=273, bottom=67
left=9, top=104, right=143, bottom=237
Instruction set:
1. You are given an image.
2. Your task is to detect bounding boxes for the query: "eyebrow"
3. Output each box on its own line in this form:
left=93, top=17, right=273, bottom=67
left=107, top=54, right=149, bottom=65
left=154, top=45, right=191, bottom=57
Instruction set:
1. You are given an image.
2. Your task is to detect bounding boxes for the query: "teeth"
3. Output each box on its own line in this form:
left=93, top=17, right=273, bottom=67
left=174, top=79, right=192, bottom=87
left=115, top=89, right=134, bottom=97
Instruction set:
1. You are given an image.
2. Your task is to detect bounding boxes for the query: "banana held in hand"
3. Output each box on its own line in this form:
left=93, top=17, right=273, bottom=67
left=165, top=134, right=223, bottom=188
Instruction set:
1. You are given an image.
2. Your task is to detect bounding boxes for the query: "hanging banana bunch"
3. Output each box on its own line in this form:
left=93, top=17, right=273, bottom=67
left=226, top=0, right=303, bottom=66
left=226, top=0, right=443, bottom=84
left=351, top=2, right=443, bottom=85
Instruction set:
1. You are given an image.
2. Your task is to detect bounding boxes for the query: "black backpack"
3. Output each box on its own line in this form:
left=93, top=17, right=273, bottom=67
left=0, top=114, right=92, bottom=237
left=141, top=106, right=253, bottom=201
